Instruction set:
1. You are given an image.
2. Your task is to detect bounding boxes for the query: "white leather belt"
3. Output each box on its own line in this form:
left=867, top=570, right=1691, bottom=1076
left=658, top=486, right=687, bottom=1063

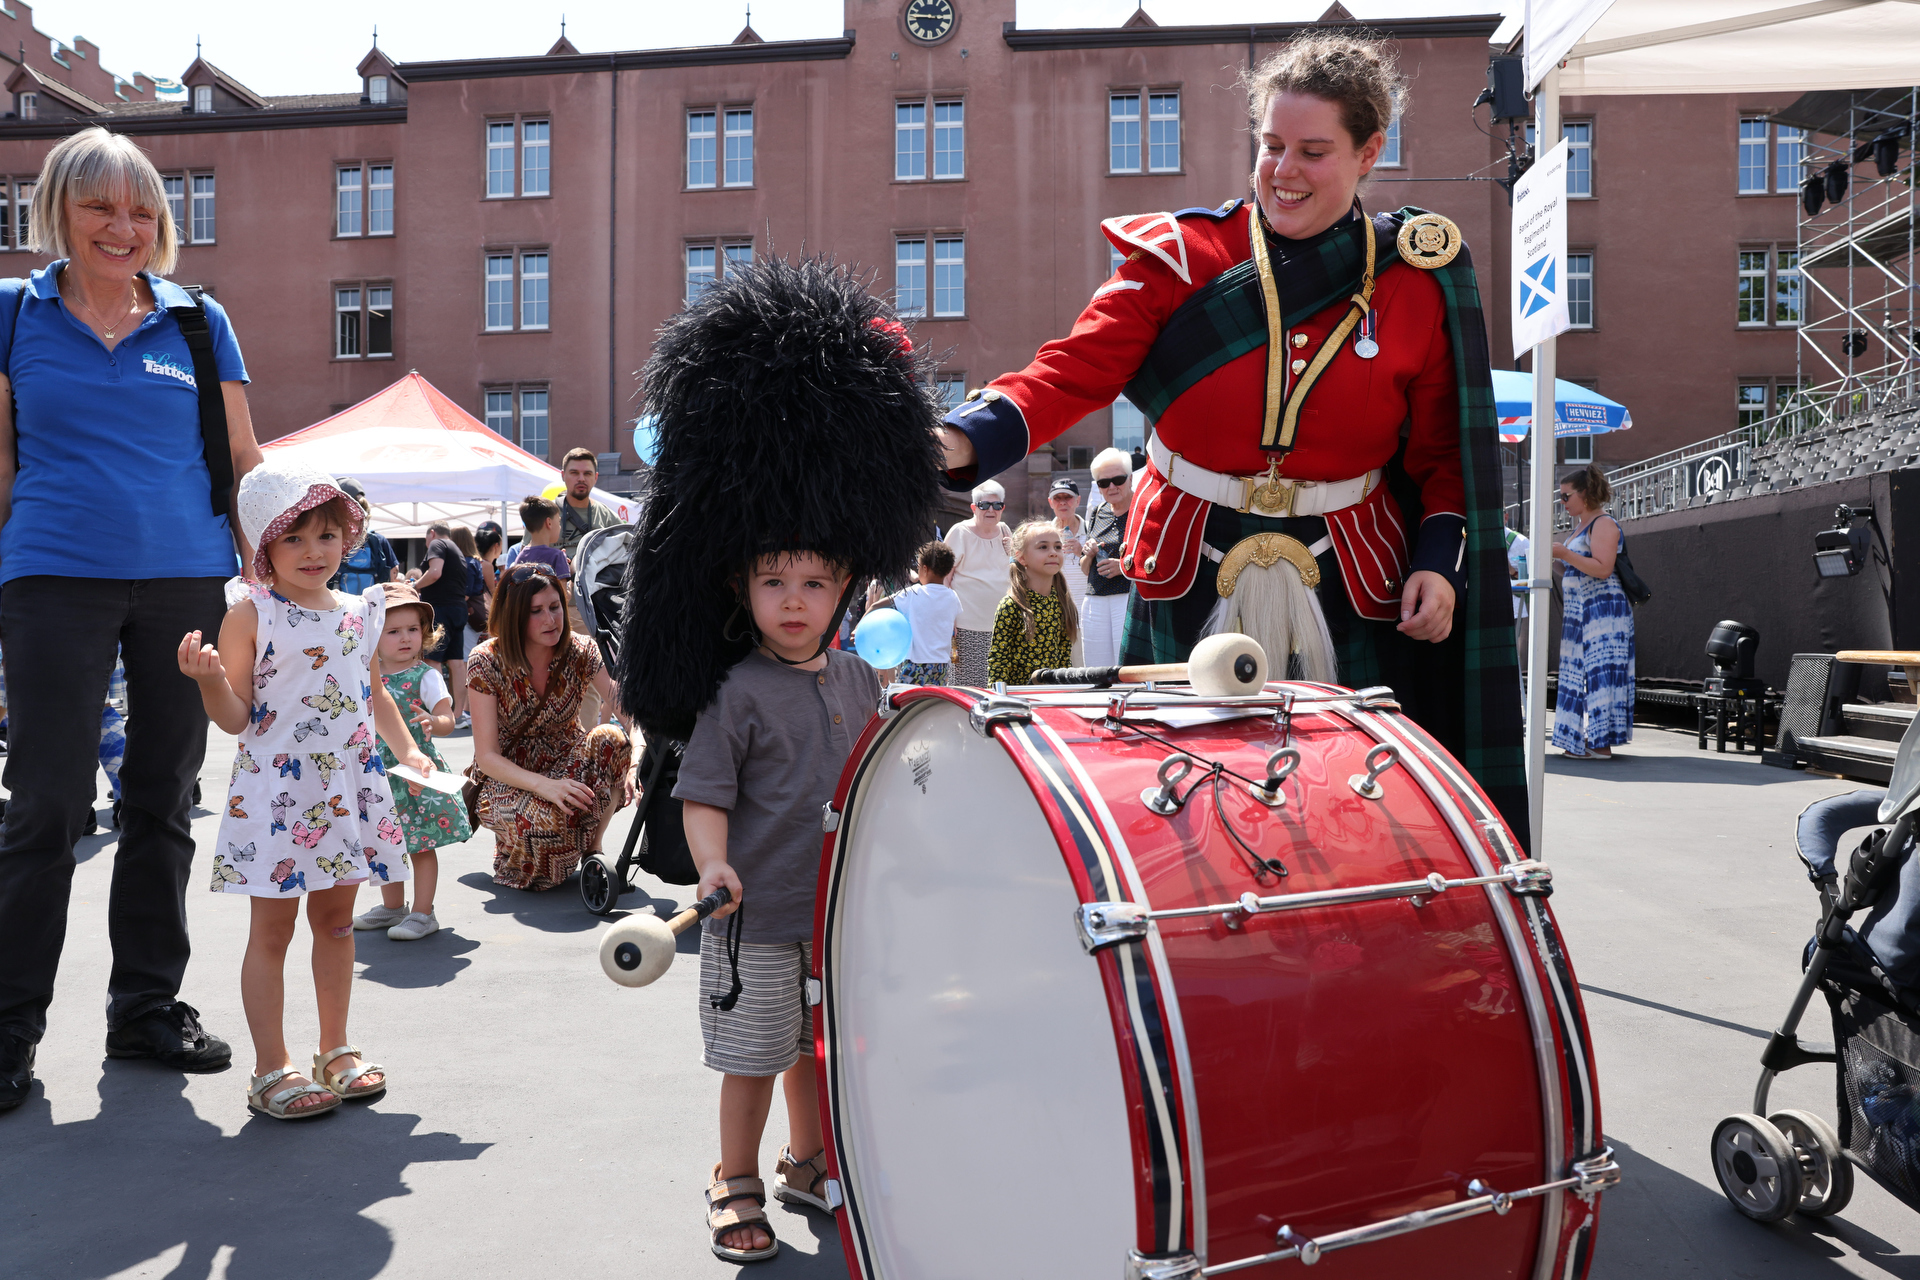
left=1148, top=434, right=1378, bottom=518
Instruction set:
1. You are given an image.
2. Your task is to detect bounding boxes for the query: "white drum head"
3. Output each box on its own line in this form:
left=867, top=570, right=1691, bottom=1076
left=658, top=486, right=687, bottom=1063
left=822, top=698, right=1136, bottom=1279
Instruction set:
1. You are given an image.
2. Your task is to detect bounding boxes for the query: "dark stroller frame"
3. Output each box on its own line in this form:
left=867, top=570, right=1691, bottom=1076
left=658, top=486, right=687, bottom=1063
left=567, top=522, right=677, bottom=917
left=1710, top=712, right=1920, bottom=1223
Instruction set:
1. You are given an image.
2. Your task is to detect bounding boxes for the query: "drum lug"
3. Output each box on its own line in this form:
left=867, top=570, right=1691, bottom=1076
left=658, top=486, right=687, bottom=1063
left=821, top=802, right=841, bottom=833
left=1572, top=1146, right=1623, bottom=1201
left=1076, top=900, right=1149, bottom=953
left=969, top=694, right=1034, bottom=737
left=805, top=977, right=822, bottom=1007
left=1503, top=859, right=1554, bottom=896
left=1351, top=685, right=1402, bottom=712
left=877, top=683, right=910, bottom=719
left=1124, top=1250, right=1202, bottom=1280
left=823, top=1177, right=844, bottom=1210
left=1348, top=742, right=1399, bottom=800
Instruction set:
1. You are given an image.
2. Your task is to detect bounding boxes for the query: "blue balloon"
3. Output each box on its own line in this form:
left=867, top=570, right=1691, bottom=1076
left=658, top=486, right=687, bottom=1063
left=632, top=415, right=662, bottom=466
left=853, top=608, right=913, bottom=670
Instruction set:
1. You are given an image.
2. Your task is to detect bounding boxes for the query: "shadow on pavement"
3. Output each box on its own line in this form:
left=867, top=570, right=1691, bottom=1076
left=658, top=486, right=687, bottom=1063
left=1599, top=1137, right=1920, bottom=1279
left=455, top=869, right=598, bottom=934
left=764, top=1199, right=847, bottom=1277
left=2, top=1061, right=490, bottom=1280
left=1580, top=983, right=1773, bottom=1041
left=352, top=926, right=481, bottom=988
left=1545, top=746, right=1818, bottom=789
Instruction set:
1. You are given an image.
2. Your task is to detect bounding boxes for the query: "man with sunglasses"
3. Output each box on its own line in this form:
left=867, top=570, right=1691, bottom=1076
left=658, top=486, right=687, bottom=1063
left=942, top=480, right=1012, bottom=687
left=1080, top=448, right=1137, bottom=666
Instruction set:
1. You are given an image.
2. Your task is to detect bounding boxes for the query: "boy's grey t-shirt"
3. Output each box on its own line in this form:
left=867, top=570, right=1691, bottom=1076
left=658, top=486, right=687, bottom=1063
left=673, top=648, right=882, bottom=944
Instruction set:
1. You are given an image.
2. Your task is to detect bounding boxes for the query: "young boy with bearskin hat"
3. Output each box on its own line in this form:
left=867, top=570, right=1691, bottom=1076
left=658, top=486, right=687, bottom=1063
left=617, top=257, right=941, bottom=1262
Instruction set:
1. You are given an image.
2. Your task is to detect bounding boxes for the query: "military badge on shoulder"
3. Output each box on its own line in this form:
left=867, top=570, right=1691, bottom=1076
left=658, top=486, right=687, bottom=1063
left=1396, top=213, right=1462, bottom=270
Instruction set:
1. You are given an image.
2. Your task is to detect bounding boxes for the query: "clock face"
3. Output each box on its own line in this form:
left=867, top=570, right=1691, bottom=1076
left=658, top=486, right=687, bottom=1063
left=903, top=0, right=956, bottom=44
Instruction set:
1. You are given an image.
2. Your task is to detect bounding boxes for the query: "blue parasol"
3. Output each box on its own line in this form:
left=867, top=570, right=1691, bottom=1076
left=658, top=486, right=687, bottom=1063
left=1492, top=370, right=1632, bottom=443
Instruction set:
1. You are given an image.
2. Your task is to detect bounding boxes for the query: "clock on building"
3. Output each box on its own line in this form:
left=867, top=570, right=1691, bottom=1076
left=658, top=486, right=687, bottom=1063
left=902, top=0, right=957, bottom=44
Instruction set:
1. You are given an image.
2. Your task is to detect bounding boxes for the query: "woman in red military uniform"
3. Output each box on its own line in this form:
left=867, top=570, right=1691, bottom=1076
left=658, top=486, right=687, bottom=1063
left=935, top=33, right=1526, bottom=836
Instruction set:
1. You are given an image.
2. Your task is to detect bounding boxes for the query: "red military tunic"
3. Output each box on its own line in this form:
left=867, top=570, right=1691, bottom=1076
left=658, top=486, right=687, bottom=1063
left=945, top=200, right=1465, bottom=621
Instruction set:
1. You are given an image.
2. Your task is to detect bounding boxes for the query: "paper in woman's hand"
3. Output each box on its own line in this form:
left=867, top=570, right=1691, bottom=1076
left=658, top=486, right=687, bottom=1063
left=388, top=763, right=466, bottom=794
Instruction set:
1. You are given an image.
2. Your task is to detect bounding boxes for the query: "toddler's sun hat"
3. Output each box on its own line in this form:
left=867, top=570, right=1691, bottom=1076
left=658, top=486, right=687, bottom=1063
left=237, top=459, right=363, bottom=581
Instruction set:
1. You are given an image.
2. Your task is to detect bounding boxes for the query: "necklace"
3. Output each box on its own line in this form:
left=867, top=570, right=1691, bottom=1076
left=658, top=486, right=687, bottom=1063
left=69, top=279, right=141, bottom=341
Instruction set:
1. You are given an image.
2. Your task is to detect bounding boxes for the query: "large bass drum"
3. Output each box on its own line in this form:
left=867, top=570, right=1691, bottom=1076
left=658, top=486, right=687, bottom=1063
left=809, top=681, right=1614, bottom=1280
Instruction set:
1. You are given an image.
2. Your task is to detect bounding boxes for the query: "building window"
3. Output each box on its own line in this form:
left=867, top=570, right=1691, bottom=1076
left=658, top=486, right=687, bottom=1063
left=163, top=175, right=183, bottom=231
left=1109, top=94, right=1141, bottom=172
left=1738, top=250, right=1769, bottom=326
left=369, top=75, right=388, bottom=105
left=193, top=85, right=213, bottom=114
left=1380, top=115, right=1402, bottom=167
left=522, top=120, right=550, bottom=197
left=724, top=243, right=753, bottom=275
left=895, top=102, right=926, bottom=180
left=520, top=252, right=549, bottom=330
left=520, top=389, right=549, bottom=458
left=1567, top=252, right=1593, bottom=328
left=1111, top=396, right=1145, bottom=452
left=336, top=287, right=361, bottom=358
left=485, top=389, right=514, bottom=436
left=14, top=182, right=28, bottom=249
left=933, top=238, right=965, bottom=317
left=1564, top=121, right=1592, bottom=197
left=933, top=100, right=964, bottom=179
left=1562, top=435, right=1594, bottom=464
left=368, top=165, right=393, bottom=235
left=336, top=167, right=362, bottom=237
left=1776, top=127, right=1806, bottom=193
left=933, top=376, right=965, bottom=411
left=1109, top=243, right=1126, bottom=277
left=1738, top=118, right=1769, bottom=194
left=487, top=122, right=515, bottom=197
left=190, top=174, right=216, bottom=242
left=1775, top=249, right=1802, bottom=325
left=685, top=245, right=716, bottom=303
left=1737, top=382, right=1769, bottom=429
left=895, top=239, right=926, bottom=318
left=485, top=254, right=514, bottom=330
left=367, top=286, right=392, bottom=356
left=687, top=111, right=716, bottom=188
left=1147, top=92, right=1180, bottom=172
left=724, top=108, right=754, bottom=186
left=16, top=92, right=34, bottom=121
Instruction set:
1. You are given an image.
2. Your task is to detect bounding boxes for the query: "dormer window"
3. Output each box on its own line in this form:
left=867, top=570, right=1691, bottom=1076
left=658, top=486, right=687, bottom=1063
left=17, top=93, right=35, bottom=121
left=368, top=75, right=388, bottom=104
left=193, top=85, right=213, bottom=114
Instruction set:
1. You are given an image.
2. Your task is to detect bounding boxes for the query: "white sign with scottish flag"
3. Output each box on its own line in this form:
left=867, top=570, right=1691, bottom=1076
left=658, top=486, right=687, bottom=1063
left=1511, top=137, right=1570, bottom=358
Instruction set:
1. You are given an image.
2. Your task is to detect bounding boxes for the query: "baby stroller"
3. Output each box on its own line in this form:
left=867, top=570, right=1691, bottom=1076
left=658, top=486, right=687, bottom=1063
left=1710, top=708, right=1920, bottom=1222
left=571, top=523, right=697, bottom=916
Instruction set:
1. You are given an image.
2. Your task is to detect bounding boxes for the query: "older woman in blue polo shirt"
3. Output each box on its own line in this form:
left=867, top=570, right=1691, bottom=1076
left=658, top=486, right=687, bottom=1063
left=0, top=127, right=264, bottom=1111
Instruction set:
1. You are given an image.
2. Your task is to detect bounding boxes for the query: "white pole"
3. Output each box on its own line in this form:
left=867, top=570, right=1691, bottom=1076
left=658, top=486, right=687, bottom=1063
left=1524, top=65, right=1560, bottom=858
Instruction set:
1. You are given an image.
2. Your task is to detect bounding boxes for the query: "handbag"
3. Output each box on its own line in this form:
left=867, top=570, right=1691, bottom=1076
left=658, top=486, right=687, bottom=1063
left=461, top=762, right=482, bottom=832
left=464, top=556, right=489, bottom=631
left=1613, top=537, right=1652, bottom=606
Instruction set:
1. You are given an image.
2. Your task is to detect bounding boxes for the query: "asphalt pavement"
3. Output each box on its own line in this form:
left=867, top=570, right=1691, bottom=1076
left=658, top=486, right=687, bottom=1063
left=2, top=720, right=1916, bottom=1279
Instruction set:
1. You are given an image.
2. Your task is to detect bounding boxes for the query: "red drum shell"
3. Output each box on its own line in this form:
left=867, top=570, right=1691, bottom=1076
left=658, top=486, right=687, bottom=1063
left=812, top=684, right=1604, bottom=1280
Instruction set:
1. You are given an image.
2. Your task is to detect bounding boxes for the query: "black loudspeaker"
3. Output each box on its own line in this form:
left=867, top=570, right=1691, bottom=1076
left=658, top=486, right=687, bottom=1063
left=1486, top=56, right=1528, bottom=122
left=1768, top=653, right=1861, bottom=767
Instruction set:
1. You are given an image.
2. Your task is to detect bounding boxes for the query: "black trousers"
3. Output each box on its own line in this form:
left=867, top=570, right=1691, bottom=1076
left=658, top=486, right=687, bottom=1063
left=0, top=576, right=225, bottom=1041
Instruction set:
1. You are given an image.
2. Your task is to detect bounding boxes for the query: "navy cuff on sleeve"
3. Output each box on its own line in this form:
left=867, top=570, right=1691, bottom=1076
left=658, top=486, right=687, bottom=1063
left=940, top=393, right=1030, bottom=491
left=1411, top=513, right=1468, bottom=592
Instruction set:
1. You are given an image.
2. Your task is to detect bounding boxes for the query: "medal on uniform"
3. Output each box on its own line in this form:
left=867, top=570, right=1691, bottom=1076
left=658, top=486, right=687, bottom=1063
left=1354, top=309, right=1379, bottom=359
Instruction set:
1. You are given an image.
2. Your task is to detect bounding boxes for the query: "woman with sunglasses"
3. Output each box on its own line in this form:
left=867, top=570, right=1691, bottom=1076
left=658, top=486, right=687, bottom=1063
left=1080, top=448, right=1136, bottom=667
left=943, top=480, right=1012, bottom=687
left=465, top=563, right=635, bottom=891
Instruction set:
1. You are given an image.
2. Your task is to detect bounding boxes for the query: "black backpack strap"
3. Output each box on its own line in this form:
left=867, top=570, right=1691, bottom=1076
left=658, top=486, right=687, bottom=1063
left=166, top=285, right=234, bottom=516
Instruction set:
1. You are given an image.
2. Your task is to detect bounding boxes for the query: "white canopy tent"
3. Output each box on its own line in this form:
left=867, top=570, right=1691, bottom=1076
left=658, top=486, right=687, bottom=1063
left=1516, top=0, right=1920, bottom=856
left=261, top=372, right=639, bottom=540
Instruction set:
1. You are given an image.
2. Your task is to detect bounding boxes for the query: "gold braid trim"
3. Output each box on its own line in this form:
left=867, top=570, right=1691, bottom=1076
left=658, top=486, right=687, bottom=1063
left=1253, top=211, right=1380, bottom=452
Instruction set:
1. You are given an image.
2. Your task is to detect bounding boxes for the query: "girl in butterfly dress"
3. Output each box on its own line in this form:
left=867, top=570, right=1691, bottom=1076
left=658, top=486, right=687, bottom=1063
left=177, top=461, right=434, bottom=1121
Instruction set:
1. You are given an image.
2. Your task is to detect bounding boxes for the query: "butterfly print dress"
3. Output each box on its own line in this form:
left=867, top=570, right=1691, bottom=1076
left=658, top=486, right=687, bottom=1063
left=210, top=582, right=407, bottom=898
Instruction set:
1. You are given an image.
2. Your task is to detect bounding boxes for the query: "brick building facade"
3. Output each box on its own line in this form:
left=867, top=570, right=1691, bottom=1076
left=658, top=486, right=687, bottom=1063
left=0, top=0, right=1803, bottom=516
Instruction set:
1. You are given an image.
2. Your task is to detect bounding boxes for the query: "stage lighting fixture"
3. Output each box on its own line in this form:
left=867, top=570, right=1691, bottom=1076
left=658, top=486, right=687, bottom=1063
left=1825, top=160, right=1850, bottom=203
left=1873, top=132, right=1903, bottom=177
left=1843, top=331, right=1871, bottom=357
left=1705, top=620, right=1761, bottom=680
left=1802, top=174, right=1826, bottom=216
left=1813, top=505, right=1875, bottom=579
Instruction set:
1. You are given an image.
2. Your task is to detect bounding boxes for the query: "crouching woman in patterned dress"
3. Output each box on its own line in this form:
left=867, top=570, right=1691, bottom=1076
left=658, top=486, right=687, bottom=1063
left=466, top=563, right=635, bottom=890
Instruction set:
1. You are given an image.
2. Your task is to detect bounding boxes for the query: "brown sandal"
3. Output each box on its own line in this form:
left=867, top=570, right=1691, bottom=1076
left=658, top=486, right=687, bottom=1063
left=707, top=1163, right=779, bottom=1262
left=773, top=1145, right=832, bottom=1212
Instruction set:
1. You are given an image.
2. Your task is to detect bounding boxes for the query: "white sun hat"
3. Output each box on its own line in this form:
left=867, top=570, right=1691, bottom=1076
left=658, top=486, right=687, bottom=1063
left=237, top=459, right=363, bottom=581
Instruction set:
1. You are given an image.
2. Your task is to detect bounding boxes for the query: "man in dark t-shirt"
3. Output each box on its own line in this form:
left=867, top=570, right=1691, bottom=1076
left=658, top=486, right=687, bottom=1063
left=411, top=521, right=472, bottom=722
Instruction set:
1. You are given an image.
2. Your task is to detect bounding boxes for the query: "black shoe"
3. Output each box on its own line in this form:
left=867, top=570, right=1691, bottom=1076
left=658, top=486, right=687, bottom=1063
left=0, top=1032, right=34, bottom=1112
left=104, top=1001, right=231, bottom=1072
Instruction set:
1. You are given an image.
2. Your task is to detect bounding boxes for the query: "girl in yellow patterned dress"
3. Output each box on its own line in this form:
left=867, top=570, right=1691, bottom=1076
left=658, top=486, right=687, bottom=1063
left=987, top=520, right=1080, bottom=684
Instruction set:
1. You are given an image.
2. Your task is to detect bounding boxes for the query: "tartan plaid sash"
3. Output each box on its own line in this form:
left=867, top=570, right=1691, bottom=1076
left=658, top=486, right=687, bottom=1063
left=1122, top=204, right=1527, bottom=846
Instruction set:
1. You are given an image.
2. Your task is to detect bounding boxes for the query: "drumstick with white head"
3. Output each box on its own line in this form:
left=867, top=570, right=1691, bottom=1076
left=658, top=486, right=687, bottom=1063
left=599, top=886, right=733, bottom=988
left=1029, top=633, right=1270, bottom=697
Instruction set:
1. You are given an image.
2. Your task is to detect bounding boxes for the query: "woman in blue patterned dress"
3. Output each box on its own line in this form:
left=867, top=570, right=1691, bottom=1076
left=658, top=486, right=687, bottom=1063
left=1551, top=465, right=1634, bottom=758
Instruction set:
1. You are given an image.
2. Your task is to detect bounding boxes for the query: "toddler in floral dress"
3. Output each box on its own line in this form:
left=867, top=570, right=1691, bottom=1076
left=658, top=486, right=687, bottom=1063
left=353, top=582, right=473, bottom=941
left=178, top=460, right=433, bottom=1121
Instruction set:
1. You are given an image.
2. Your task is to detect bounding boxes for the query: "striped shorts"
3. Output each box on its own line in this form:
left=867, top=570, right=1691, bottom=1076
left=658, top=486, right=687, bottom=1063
left=699, top=931, right=813, bottom=1077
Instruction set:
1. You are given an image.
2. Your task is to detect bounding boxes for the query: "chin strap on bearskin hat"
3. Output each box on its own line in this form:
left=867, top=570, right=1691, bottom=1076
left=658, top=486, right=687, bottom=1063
left=618, top=255, right=944, bottom=739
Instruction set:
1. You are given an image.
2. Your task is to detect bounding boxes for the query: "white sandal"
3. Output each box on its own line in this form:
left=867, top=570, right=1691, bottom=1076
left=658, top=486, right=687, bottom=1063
left=315, top=1045, right=387, bottom=1100
left=247, top=1067, right=341, bottom=1120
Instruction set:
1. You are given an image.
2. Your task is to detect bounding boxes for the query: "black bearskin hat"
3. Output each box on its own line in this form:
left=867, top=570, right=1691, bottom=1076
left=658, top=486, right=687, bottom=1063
left=619, top=255, right=943, bottom=738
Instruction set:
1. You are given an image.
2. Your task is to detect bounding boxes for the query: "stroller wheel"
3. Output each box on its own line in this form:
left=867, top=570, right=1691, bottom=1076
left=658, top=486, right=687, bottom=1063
left=1769, top=1109, right=1855, bottom=1217
left=1712, top=1113, right=1803, bottom=1222
left=580, top=852, right=624, bottom=917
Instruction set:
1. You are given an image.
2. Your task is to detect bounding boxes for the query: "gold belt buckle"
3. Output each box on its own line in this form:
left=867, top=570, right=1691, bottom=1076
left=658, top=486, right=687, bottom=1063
left=1243, top=460, right=1296, bottom=516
